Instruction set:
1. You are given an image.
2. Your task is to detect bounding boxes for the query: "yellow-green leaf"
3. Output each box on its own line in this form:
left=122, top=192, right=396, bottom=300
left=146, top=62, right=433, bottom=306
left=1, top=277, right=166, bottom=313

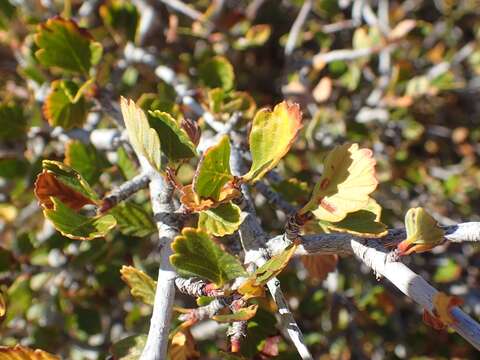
left=198, top=56, right=234, bottom=91
left=170, top=228, right=247, bottom=286
left=397, top=207, right=444, bottom=255
left=44, top=198, right=116, bottom=240
left=110, top=202, right=156, bottom=238
left=120, top=265, right=156, bottom=305
left=148, top=110, right=197, bottom=161
left=35, top=17, right=102, bottom=75
left=193, top=135, right=232, bottom=201
left=243, top=101, right=302, bottom=183
left=253, top=244, right=297, bottom=285
left=212, top=304, right=258, bottom=322
left=234, top=24, right=271, bottom=50
left=120, top=97, right=162, bottom=172
left=0, top=345, right=60, bottom=359
left=300, top=143, right=378, bottom=222
left=198, top=202, right=246, bottom=237
left=323, top=198, right=387, bottom=237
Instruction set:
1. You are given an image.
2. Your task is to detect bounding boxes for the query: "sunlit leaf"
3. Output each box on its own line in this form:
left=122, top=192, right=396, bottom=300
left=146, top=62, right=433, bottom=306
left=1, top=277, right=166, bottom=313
left=213, top=304, right=258, bottom=322
left=300, top=143, right=378, bottom=222
left=397, top=207, right=444, bottom=255
left=243, top=101, right=302, bottom=183
left=180, top=184, right=240, bottom=212
left=198, top=202, right=246, bottom=237
left=43, top=198, right=116, bottom=240
left=0, top=345, right=60, bottom=359
left=170, top=228, right=247, bottom=286
left=148, top=110, right=197, bottom=161
left=169, top=330, right=199, bottom=360
left=198, top=56, right=234, bottom=91
left=111, top=334, right=147, bottom=360
left=65, top=140, right=109, bottom=184
left=120, top=265, right=156, bottom=305
left=43, top=80, right=89, bottom=130
left=193, top=135, right=232, bottom=200
left=120, top=97, right=162, bottom=172
left=110, top=202, right=156, bottom=237
left=35, top=17, right=102, bottom=75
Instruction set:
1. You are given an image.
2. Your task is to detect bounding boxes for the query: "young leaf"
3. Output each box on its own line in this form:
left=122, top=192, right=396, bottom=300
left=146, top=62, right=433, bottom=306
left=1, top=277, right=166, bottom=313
left=35, top=17, right=102, bottom=75
left=323, top=198, right=387, bottom=237
left=109, top=202, right=156, bottom=237
left=198, top=56, right=234, bottom=91
left=120, top=265, right=156, bottom=305
left=43, top=80, right=89, bottom=130
left=120, top=97, right=162, bottom=172
left=300, top=143, right=378, bottom=222
left=111, top=335, right=147, bottom=360
left=212, top=304, right=258, bottom=322
left=198, top=202, right=246, bottom=237
left=397, top=207, right=444, bottom=255
left=44, top=198, right=116, bottom=240
left=65, top=140, right=109, bottom=184
left=170, top=228, right=247, bottom=286
left=193, top=135, right=232, bottom=200
left=0, top=345, right=60, bottom=359
left=243, top=101, right=302, bottom=183
left=148, top=110, right=197, bottom=161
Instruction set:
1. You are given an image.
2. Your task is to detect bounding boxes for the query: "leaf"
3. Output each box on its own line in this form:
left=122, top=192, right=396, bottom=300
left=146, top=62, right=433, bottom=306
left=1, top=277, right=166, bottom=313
left=423, top=292, right=463, bottom=330
left=169, top=330, right=199, bottom=360
left=234, top=24, right=271, bottom=50
left=243, top=101, right=302, bottom=183
left=0, top=345, right=60, bottom=359
left=0, top=102, right=27, bottom=140
left=180, top=184, right=240, bottom=212
left=120, top=97, right=162, bottom=172
left=35, top=17, right=102, bottom=75
left=433, top=259, right=462, bottom=283
left=198, top=202, right=246, bottom=237
left=99, top=1, right=139, bottom=42
left=323, top=198, right=388, bottom=237
left=110, top=334, right=147, bottom=360
left=300, top=143, right=378, bottom=222
left=43, top=80, right=89, bottom=130
left=43, top=198, right=116, bottom=240
left=110, top=202, right=156, bottom=237
left=65, top=140, right=109, bottom=184
left=193, top=135, right=232, bottom=200
left=0, top=291, right=5, bottom=317
left=301, top=254, right=338, bottom=282
left=198, top=56, right=234, bottom=91
left=120, top=265, right=156, bottom=305
left=117, top=146, right=138, bottom=180
left=397, top=207, right=444, bottom=255
left=213, top=304, right=258, bottom=322
left=148, top=110, right=197, bottom=161
left=170, top=228, right=247, bottom=286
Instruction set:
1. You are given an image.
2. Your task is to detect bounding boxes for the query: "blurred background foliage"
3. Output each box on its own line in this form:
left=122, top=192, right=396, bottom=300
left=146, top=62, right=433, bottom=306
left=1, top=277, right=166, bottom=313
left=0, top=0, right=480, bottom=359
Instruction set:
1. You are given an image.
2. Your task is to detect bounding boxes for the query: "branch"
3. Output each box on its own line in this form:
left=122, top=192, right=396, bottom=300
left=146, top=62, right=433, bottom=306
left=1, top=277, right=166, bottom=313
left=99, top=173, right=150, bottom=212
left=284, top=0, right=313, bottom=57
left=158, top=0, right=205, bottom=22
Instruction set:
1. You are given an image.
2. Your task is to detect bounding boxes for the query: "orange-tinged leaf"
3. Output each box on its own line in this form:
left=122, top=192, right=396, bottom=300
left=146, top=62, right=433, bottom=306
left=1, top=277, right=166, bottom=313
left=0, top=345, right=60, bottom=359
left=35, top=171, right=95, bottom=210
left=243, top=101, right=302, bottom=183
left=169, top=330, right=199, bottom=360
left=120, top=265, right=156, bottom=305
left=180, top=184, right=240, bottom=212
left=300, top=143, right=378, bottom=222
left=0, top=292, right=5, bottom=317
left=212, top=304, right=258, bottom=322
left=237, top=277, right=266, bottom=300
left=433, top=292, right=463, bottom=326
left=301, top=254, right=338, bottom=282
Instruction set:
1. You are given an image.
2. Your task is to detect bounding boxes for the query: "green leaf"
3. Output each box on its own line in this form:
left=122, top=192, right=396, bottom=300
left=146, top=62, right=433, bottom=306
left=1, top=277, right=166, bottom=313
left=212, top=304, right=258, bottom=323
left=252, top=244, right=297, bottom=285
left=111, top=334, right=147, bottom=360
left=323, top=198, right=387, bottom=237
left=148, top=110, right=197, bottom=161
left=43, top=80, right=90, bottom=130
left=243, top=101, right=302, bottom=183
left=193, top=135, right=232, bottom=200
left=0, top=102, right=27, bottom=140
left=110, top=202, right=156, bottom=237
left=170, top=228, right=247, bottom=286
left=120, top=265, right=156, bottom=305
left=44, top=198, right=116, bottom=240
left=65, top=140, right=109, bottom=184
left=234, top=24, right=271, bottom=50
left=35, top=17, right=102, bottom=75
left=300, top=143, right=378, bottom=222
left=198, top=56, right=234, bottom=91
left=117, top=146, right=138, bottom=180
left=198, top=202, right=246, bottom=237
left=120, top=97, right=162, bottom=172
left=99, top=1, right=139, bottom=42
left=397, top=207, right=444, bottom=255
left=433, top=259, right=462, bottom=283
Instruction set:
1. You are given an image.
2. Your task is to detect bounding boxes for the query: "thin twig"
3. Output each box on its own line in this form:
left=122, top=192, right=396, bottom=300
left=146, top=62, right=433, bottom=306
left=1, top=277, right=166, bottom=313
left=99, top=173, right=150, bottom=213
left=285, top=0, right=313, bottom=57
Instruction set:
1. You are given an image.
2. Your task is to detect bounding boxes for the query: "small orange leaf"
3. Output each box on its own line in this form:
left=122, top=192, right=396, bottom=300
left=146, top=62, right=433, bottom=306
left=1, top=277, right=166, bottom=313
left=0, top=345, right=60, bottom=359
left=34, top=171, right=96, bottom=210
left=433, top=292, right=463, bottom=326
left=169, top=330, right=199, bottom=360
left=180, top=184, right=240, bottom=212
left=301, top=254, right=338, bottom=282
